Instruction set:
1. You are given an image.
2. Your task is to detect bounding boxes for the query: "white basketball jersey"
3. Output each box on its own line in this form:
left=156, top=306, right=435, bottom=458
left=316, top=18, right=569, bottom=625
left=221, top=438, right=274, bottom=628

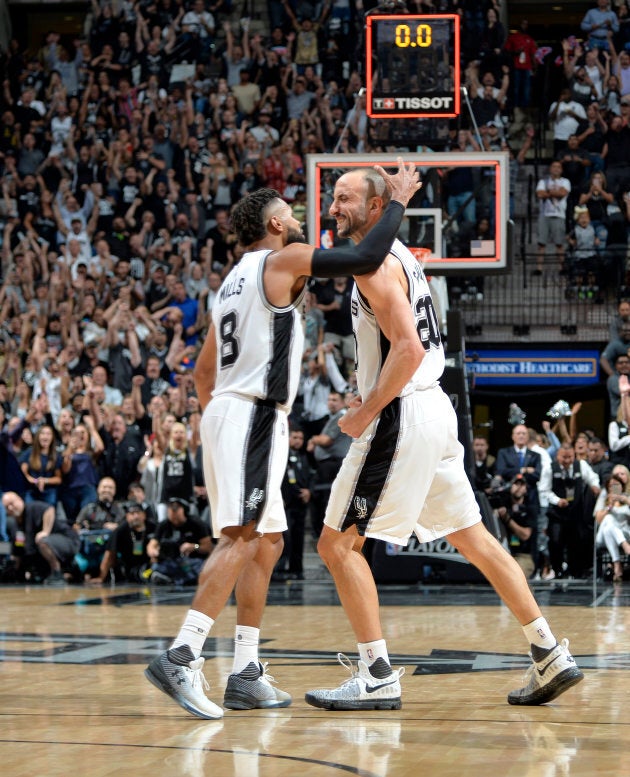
left=211, top=249, right=306, bottom=406
left=351, top=239, right=445, bottom=397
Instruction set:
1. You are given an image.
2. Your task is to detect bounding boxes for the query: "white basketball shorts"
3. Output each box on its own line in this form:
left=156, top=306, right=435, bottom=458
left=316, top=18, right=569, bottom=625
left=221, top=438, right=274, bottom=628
left=324, top=385, right=481, bottom=545
left=200, top=394, right=289, bottom=538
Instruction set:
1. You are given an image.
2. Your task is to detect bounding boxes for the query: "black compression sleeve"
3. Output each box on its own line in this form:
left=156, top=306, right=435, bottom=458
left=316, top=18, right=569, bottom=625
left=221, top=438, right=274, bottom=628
left=310, top=200, right=405, bottom=278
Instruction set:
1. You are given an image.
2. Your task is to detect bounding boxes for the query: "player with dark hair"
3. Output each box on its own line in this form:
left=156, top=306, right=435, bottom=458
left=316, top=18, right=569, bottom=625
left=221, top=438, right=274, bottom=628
left=144, top=160, right=421, bottom=719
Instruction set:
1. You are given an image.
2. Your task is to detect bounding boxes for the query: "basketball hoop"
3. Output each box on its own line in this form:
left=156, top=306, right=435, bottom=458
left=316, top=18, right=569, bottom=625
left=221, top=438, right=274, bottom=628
left=409, top=246, right=432, bottom=263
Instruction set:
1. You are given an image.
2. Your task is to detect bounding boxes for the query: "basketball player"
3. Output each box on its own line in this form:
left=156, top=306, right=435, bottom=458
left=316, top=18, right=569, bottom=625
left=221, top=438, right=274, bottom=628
left=304, top=168, right=584, bottom=711
left=144, top=160, right=422, bottom=719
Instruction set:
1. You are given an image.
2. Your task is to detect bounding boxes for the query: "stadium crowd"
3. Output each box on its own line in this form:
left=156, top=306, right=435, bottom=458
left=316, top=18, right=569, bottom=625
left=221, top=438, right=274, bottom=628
left=1, top=0, right=630, bottom=585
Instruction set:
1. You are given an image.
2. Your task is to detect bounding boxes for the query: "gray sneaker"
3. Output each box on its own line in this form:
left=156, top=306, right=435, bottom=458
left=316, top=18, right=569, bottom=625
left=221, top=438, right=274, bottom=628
left=507, top=639, right=584, bottom=705
left=305, top=653, right=404, bottom=711
left=223, top=661, right=292, bottom=710
left=145, top=644, right=224, bottom=719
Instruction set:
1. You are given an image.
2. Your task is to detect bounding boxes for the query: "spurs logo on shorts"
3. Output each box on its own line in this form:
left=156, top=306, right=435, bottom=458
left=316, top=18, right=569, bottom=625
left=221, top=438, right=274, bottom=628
left=245, top=488, right=265, bottom=511
left=353, top=496, right=368, bottom=520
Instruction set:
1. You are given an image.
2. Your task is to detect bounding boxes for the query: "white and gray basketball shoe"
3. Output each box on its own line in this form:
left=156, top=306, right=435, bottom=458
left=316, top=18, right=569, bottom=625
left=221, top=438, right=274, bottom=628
left=145, top=644, right=224, bottom=719
left=305, top=653, right=404, bottom=711
left=223, top=661, right=292, bottom=709
left=507, top=639, right=584, bottom=705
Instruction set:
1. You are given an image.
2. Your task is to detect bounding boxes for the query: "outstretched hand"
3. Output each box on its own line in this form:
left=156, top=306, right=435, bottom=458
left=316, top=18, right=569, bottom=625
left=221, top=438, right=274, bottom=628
left=373, top=156, right=422, bottom=208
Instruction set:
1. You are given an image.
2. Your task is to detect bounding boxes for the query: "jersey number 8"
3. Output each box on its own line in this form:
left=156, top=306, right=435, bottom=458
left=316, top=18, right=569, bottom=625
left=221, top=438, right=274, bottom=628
left=219, top=311, right=240, bottom=368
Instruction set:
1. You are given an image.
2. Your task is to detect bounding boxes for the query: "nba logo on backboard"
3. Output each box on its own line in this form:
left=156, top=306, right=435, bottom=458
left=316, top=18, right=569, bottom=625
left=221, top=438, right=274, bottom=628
left=320, top=229, right=334, bottom=249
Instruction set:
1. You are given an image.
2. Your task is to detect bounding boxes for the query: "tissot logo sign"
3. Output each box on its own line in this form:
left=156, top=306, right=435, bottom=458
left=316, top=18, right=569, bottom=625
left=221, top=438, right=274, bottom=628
left=372, top=95, right=454, bottom=113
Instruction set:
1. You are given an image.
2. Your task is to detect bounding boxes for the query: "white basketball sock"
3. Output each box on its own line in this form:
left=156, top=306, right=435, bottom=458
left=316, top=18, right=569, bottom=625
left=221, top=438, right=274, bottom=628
left=358, top=639, right=391, bottom=676
left=523, top=617, right=557, bottom=651
left=171, top=609, right=214, bottom=658
left=232, top=625, right=260, bottom=674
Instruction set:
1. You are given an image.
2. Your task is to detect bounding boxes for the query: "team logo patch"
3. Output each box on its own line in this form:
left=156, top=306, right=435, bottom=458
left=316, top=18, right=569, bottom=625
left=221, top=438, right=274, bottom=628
left=354, top=496, right=368, bottom=520
left=246, top=488, right=265, bottom=511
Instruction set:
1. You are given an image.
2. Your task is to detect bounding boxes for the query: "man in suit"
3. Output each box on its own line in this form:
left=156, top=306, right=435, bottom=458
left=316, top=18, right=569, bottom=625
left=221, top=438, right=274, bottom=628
left=496, top=423, right=542, bottom=483
left=496, top=424, right=544, bottom=575
left=495, top=424, right=542, bottom=516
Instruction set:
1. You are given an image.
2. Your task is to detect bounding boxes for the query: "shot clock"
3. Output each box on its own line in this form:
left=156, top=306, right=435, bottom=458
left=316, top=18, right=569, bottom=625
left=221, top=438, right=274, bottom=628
left=366, top=14, right=460, bottom=119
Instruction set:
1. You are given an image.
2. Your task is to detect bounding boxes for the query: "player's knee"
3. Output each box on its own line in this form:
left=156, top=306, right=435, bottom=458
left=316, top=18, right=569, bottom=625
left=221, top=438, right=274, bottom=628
left=317, top=529, right=337, bottom=565
left=317, top=527, right=350, bottom=567
left=266, top=532, right=284, bottom=562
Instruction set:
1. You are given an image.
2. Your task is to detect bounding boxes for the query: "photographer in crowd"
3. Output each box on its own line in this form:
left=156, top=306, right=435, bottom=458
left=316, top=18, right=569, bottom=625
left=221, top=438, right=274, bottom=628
left=145, top=496, right=211, bottom=585
left=494, top=473, right=537, bottom=578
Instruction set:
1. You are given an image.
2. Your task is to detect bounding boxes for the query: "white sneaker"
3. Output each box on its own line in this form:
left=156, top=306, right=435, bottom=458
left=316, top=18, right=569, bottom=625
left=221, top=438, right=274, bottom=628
left=305, top=653, right=404, bottom=711
left=145, top=644, right=224, bottom=719
left=507, top=639, right=584, bottom=705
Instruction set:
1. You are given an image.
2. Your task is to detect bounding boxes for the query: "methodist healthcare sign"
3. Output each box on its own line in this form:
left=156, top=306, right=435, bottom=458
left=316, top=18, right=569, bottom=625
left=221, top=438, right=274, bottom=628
left=466, top=350, right=599, bottom=386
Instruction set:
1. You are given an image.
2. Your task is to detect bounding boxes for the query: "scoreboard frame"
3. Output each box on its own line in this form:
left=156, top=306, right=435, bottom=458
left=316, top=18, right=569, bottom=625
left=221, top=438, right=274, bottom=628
left=365, top=14, right=461, bottom=119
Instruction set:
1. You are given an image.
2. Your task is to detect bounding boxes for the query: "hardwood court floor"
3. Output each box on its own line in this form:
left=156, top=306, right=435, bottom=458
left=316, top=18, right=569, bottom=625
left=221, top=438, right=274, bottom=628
left=1, top=578, right=629, bottom=777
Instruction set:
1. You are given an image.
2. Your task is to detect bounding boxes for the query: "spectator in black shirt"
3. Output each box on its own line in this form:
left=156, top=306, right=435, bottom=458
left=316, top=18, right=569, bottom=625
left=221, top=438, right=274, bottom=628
left=495, top=474, right=536, bottom=578
left=75, top=476, right=124, bottom=531
left=204, top=207, right=236, bottom=272
left=88, top=500, right=156, bottom=584
left=146, top=497, right=211, bottom=585
left=556, top=134, right=592, bottom=194
left=604, top=115, right=630, bottom=194
left=576, top=102, right=607, bottom=174
left=99, top=413, right=142, bottom=499
left=16, top=174, right=41, bottom=221
left=12, top=87, right=46, bottom=135
left=134, top=356, right=172, bottom=407
left=2, top=491, right=79, bottom=584
left=473, top=435, right=496, bottom=494
left=145, top=263, right=170, bottom=311
left=106, top=215, right=131, bottom=259
left=315, top=277, right=355, bottom=378
left=587, top=437, right=615, bottom=483
left=276, top=426, right=313, bottom=580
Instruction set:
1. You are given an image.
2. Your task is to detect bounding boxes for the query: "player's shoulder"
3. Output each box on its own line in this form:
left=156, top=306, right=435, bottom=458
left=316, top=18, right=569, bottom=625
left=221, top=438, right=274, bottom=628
left=266, top=241, right=313, bottom=271
left=354, top=254, right=408, bottom=300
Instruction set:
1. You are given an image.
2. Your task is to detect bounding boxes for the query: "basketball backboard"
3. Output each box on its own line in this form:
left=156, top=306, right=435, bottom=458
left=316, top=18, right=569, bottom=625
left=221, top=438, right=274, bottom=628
left=306, top=152, right=512, bottom=274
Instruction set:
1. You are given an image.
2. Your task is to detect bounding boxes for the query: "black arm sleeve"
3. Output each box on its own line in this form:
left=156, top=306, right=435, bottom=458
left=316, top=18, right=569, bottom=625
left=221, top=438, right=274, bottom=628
left=310, top=200, right=404, bottom=278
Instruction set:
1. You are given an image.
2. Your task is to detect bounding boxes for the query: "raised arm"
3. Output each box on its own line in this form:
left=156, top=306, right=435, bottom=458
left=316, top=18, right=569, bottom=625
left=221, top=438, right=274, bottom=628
left=268, top=158, right=421, bottom=287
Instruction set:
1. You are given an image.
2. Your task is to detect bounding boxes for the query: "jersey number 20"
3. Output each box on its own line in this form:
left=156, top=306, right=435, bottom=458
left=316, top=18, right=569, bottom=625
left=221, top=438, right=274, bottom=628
left=415, top=295, right=441, bottom=349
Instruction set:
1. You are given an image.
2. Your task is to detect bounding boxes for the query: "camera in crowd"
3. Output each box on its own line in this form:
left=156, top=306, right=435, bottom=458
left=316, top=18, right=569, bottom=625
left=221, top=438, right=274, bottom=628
left=486, top=474, right=527, bottom=509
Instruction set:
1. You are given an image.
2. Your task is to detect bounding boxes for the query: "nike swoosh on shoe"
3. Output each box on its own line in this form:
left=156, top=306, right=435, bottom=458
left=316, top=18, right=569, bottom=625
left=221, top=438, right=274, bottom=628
left=365, top=679, right=398, bottom=694
left=537, top=653, right=566, bottom=677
